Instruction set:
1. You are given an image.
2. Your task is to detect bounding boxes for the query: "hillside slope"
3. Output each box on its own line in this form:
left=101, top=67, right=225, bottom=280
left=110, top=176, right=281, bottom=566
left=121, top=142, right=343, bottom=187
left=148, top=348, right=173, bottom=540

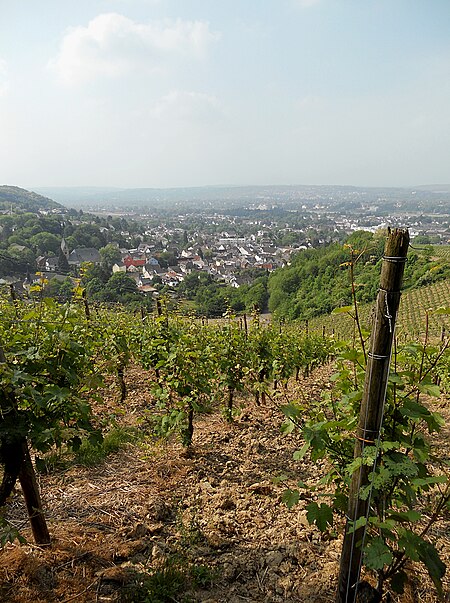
left=0, top=364, right=448, bottom=602
left=0, top=186, right=62, bottom=212
left=268, top=232, right=450, bottom=320
left=308, top=277, right=450, bottom=339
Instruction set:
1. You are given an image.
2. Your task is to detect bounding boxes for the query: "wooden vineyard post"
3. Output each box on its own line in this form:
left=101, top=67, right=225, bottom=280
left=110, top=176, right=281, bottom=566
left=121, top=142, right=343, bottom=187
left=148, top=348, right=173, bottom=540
left=0, top=343, right=50, bottom=546
left=19, top=442, right=51, bottom=545
left=336, top=228, right=409, bottom=603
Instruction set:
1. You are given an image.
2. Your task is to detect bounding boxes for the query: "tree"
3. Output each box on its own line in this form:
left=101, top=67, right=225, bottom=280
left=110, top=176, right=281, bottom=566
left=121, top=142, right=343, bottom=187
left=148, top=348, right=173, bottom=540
left=85, top=277, right=104, bottom=298
left=45, top=277, right=74, bottom=301
left=244, top=281, right=268, bottom=312
left=69, top=223, right=106, bottom=249
left=6, top=245, right=36, bottom=268
left=57, top=248, right=70, bottom=273
left=99, top=244, right=122, bottom=273
left=29, top=232, right=61, bottom=255
left=178, top=271, right=213, bottom=299
left=157, top=251, right=178, bottom=268
left=107, top=272, right=138, bottom=295
left=195, top=284, right=227, bottom=316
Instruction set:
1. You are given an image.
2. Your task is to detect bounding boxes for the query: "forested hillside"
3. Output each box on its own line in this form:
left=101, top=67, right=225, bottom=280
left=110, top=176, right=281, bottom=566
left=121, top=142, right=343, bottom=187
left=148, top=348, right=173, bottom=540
left=0, top=186, right=62, bottom=212
left=268, top=231, right=450, bottom=319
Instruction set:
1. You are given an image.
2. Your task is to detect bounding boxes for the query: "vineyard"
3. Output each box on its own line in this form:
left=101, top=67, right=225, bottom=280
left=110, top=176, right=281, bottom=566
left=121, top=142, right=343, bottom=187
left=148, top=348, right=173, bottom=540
left=0, top=261, right=449, bottom=602
left=308, top=277, right=450, bottom=340
left=420, top=245, right=450, bottom=262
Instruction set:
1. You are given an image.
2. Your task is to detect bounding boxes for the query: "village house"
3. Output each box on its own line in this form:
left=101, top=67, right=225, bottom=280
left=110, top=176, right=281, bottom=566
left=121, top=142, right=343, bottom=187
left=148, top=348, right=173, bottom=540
left=112, top=261, right=127, bottom=273
left=68, top=248, right=101, bottom=267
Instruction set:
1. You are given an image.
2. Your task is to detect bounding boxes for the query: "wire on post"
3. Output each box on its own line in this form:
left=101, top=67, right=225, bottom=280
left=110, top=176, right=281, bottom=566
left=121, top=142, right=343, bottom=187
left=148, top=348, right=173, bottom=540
left=382, top=256, right=408, bottom=263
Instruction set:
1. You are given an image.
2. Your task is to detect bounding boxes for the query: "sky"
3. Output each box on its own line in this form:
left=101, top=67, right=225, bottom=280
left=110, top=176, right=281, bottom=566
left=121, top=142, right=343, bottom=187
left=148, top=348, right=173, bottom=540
left=0, top=0, right=449, bottom=189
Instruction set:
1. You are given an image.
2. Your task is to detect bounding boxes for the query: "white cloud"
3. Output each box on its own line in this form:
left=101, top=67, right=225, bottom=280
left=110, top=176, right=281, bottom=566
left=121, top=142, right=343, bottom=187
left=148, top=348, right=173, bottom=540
left=49, top=13, right=220, bottom=85
left=0, top=59, right=9, bottom=97
left=150, top=90, right=222, bottom=122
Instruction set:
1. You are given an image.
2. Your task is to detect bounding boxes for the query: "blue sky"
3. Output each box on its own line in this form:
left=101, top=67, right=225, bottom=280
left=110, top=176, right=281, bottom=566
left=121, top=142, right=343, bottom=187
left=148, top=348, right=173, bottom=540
left=0, top=0, right=449, bottom=188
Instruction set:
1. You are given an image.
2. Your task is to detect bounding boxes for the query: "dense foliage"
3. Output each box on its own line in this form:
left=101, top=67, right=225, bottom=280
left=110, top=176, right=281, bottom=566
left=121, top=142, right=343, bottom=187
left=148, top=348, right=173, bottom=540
left=268, top=232, right=450, bottom=320
left=176, top=270, right=269, bottom=316
left=133, top=303, right=332, bottom=444
left=0, top=186, right=61, bottom=212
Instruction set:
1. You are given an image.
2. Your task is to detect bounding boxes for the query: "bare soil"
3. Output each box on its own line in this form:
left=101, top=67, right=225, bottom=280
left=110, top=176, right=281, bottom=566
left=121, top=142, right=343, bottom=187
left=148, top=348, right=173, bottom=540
left=0, top=365, right=449, bottom=603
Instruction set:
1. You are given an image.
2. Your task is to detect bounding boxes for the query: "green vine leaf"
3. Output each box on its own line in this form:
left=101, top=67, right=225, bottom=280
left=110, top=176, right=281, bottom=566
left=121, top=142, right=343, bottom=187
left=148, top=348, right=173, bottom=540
left=418, top=541, right=446, bottom=595
left=347, top=516, right=367, bottom=534
left=387, top=510, right=421, bottom=523
left=281, top=403, right=304, bottom=421
left=332, top=305, right=354, bottom=314
left=364, top=537, right=393, bottom=570
left=418, top=383, right=441, bottom=397
left=293, top=442, right=310, bottom=460
left=282, top=489, right=300, bottom=509
left=305, top=502, right=333, bottom=532
left=431, top=306, right=450, bottom=315
left=384, top=454, right=419, bottom=478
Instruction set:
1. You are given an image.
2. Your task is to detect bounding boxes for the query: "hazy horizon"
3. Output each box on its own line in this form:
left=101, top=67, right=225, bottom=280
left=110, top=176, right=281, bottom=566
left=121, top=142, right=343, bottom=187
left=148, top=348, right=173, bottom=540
left=29, top=183, right=450, bottom=193
left=1, top=1, right=450, bottom=189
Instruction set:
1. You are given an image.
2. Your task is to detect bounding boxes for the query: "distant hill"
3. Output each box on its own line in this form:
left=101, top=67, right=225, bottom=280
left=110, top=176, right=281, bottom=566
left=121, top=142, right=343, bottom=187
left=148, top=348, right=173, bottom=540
left=414, top=184, right=450, bottom=193
left=0, top=186, right=62, bottom=212
left=34, top=184, right=450, bottom=212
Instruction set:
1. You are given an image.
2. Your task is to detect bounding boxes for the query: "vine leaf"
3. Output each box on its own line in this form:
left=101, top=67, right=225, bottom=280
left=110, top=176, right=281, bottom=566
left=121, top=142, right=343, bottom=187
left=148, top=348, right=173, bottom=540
left=417, top=541, right=446, bottom=595
left=332, top=305, right=354, bottom=314
left=282, top=489, right=299, bottom=509
left=293, top=441, right=310, bottom=460
left=305, top=502, right=333, bottom=531
left=431, top=306, right=450, bottom=315
left=347, top=516, right=367, bottom=534
left=418, top=383, right=441, bottom=397
left=281, top=403, right=303, bottom=421
left=387, top=509, right=421, bottom=523
left=398, top=531, right=446, bottom=592
left=364, top=537, right=393, bottom=570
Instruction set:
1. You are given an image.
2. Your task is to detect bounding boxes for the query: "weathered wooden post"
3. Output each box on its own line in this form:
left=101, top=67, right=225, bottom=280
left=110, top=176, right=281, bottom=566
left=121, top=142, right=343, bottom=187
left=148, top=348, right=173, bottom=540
left=0, top=344, right=50, bottom=546
left=81, top=289, right=90, bottom=320
left=336, top=228, right=409, bottom=603
left=243, top=313, right=248, bottom=338
left=18, top=442, right=51, bottom=545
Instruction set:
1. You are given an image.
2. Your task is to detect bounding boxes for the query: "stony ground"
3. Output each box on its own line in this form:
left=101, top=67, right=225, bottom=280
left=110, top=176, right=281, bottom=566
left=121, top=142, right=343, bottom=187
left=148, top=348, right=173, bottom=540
left=0, top=365, right=449, bottom=603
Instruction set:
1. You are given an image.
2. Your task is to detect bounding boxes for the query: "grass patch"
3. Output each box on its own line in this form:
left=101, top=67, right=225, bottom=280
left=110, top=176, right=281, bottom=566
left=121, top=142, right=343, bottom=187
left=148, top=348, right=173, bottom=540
left=123, top=558, right=217, bottom=603
left=74, top=427, right=139, bottom=466
left=36, top=426, right=140, bottom=473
